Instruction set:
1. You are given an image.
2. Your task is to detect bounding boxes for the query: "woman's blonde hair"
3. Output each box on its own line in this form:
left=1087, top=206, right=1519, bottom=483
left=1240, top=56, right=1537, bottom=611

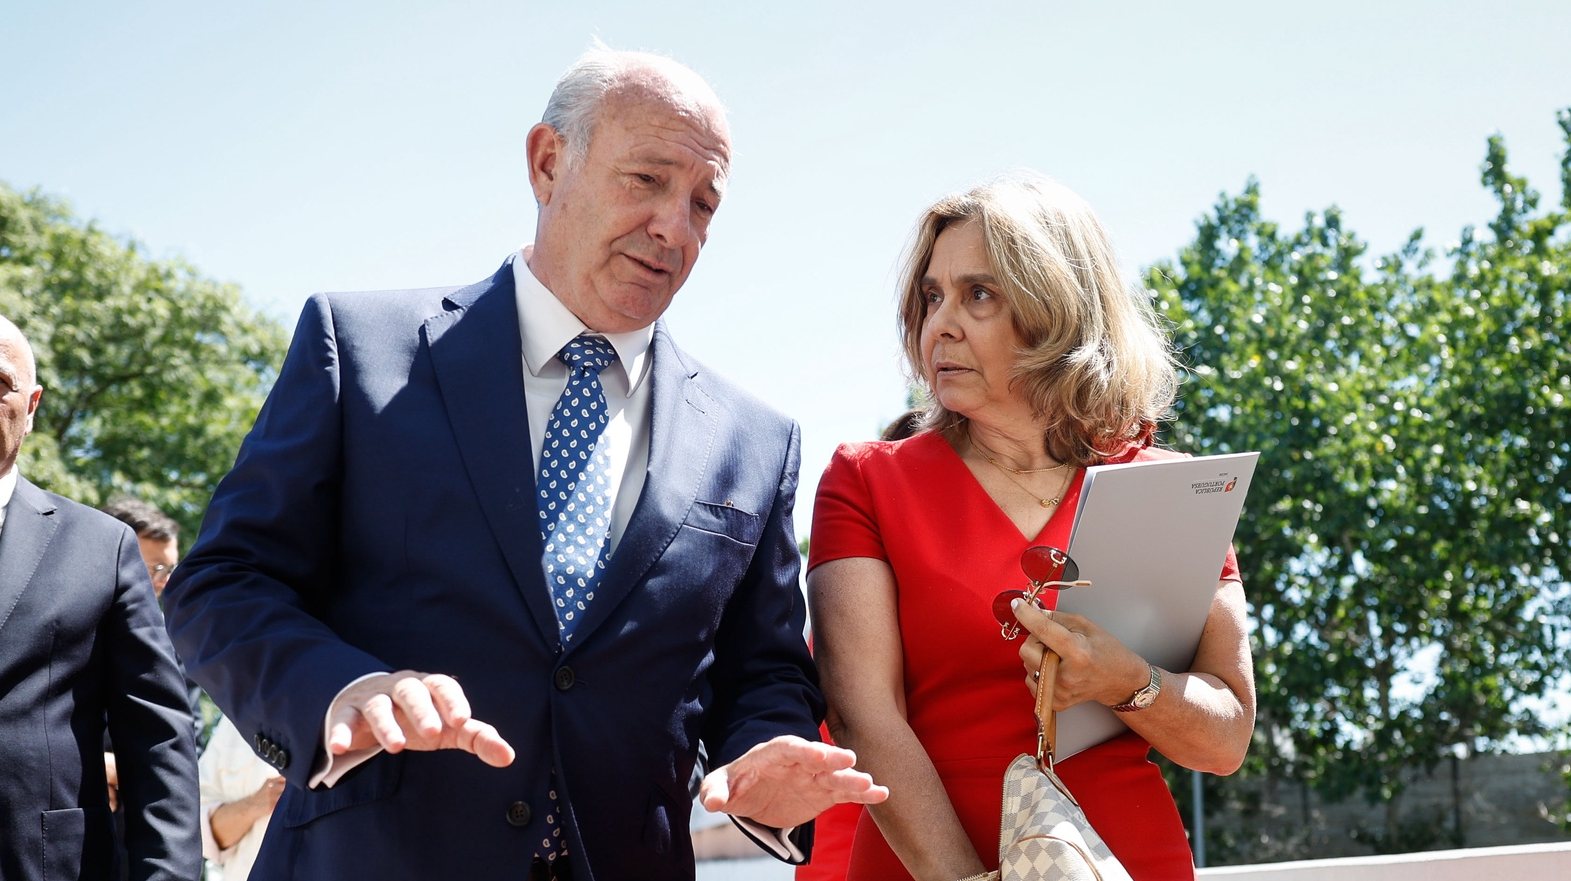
left=897, top=172, right=1178, bottom=465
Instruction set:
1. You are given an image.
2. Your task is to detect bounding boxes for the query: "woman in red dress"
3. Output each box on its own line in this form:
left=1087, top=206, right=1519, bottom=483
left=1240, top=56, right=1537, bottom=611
left=805, top=174, right=1255, bottom=881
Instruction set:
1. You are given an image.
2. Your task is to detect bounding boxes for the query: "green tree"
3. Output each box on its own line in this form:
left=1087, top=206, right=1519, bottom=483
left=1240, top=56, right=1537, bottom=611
left=1146, top=111, right=1571, bottom=855
left=0, top=182, right=287, bottom=537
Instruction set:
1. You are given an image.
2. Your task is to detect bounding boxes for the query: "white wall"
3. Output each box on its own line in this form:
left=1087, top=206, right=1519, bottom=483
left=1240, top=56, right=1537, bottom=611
left=695, top=858, right=790, bottom=881
left=696, top=841, right=1571, bottom=881
left=1196, top=842, right=1571, bottom=881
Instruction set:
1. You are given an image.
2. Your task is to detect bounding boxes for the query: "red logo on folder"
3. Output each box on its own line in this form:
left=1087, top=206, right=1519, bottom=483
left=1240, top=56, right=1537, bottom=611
left=1224, top=478, right=1238, bottom=493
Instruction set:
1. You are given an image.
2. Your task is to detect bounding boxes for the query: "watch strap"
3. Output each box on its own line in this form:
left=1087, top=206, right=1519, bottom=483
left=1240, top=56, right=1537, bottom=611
left=1111, top=664, right=1161, bottom=713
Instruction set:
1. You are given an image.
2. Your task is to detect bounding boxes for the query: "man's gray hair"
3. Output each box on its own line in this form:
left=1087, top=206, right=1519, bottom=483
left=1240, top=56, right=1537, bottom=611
left=541, top=41, right=725, bottom=169
left=0, top=314, right=37, bottom=388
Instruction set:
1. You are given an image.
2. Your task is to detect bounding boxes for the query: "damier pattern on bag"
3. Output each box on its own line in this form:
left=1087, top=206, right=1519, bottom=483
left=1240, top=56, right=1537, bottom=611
left=997, top=754, right=1133, bottom=881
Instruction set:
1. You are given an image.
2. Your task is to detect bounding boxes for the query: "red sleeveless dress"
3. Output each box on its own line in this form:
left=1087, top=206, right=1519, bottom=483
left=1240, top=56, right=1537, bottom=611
left=802, top=432, right=1239, bottom=881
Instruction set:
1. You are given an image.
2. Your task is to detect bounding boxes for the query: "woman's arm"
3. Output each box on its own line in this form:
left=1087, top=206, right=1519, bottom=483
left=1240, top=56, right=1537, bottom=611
left=208, top=776, right=285, bottom=851
left=810, top=557, right=987, bottom=881
left=1013, top=578, right=1255, bottom=774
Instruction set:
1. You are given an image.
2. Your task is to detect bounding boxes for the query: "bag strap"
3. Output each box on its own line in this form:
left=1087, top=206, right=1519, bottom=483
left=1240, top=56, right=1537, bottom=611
left=1034, top=650, right=1061, bottom=770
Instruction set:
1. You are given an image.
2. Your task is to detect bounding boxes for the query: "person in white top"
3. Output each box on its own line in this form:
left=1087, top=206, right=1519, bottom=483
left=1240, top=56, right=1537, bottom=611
left=199, top=715, right=284, bottom=881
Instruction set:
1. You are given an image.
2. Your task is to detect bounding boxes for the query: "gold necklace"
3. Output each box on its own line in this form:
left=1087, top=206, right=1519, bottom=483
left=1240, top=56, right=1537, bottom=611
left=970, top=436, right=1070, bottom=475
left=972, top=437, right=1075, bottom=509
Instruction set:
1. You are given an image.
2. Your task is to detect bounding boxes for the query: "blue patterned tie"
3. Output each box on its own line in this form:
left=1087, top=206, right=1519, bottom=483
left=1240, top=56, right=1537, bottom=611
left=537, top=334, right=619, bottom=644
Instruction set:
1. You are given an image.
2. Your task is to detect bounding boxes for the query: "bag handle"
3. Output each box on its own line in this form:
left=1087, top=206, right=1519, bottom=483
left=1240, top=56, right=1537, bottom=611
left=1034, top=649, right=1061, bottom=770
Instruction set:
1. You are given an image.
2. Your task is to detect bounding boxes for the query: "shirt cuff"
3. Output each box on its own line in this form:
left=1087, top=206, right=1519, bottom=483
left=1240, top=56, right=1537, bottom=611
left=731, top=815, right=805, bottom=864
left=308, top=671, right=388, bottom=789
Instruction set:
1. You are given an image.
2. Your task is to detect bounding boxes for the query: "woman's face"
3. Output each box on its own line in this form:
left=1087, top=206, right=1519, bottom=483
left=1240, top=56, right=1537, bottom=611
left=918, top=220, right=1027, bottom=420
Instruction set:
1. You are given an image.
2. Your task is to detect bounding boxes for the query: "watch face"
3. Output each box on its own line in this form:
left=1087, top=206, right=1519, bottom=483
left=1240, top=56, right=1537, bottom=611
left=1113, top=667, right=1161, bottom=712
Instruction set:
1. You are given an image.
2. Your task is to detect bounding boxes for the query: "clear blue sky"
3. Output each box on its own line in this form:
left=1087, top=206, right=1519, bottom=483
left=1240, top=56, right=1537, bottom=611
left=5, top=0, right=1570, bottom=536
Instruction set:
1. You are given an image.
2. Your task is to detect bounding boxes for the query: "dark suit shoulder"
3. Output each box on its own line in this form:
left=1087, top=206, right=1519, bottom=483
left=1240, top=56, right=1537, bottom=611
left=299, top=257, right=515, bottom=358
left=315, top=284, right=465, bottom=310
left=18, top=478, right=137, bottom=543
left=306, top=257, right=511, bottom=330
left=308, top=285, right=466, bottom=334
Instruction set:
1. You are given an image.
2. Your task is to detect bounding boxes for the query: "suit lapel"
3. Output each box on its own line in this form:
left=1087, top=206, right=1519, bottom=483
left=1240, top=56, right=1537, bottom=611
left=0, top=477, right=59, bottom=640
left=424, top=260, right=560, bottom=646
left=569, top=321, right=717, bottom=646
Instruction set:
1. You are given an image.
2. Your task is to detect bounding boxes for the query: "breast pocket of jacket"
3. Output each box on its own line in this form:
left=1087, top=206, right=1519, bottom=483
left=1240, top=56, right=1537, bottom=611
left=681, top=499, right=763, bottom=547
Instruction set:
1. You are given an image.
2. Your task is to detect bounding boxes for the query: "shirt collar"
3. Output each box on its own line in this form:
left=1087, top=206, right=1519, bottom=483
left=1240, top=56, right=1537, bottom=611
left=0, top=466, right=18, bottom=527
left=513, top=247, right=653, bottom=392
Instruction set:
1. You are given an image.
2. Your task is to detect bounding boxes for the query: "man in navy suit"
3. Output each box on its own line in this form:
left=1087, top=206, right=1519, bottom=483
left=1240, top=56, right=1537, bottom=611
left=164, top=46, right=886, bottom=881
left=0, top=315, right=201, bottom=881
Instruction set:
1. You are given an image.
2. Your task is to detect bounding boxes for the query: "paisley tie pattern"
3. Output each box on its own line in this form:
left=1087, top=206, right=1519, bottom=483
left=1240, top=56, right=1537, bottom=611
left=536, top=333, right=619, bottom=642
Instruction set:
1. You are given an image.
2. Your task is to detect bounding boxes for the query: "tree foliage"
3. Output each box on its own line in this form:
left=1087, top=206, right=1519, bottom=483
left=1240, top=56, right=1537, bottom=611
left=0, top=182, right=287, bottom=537
left=1148, top=110, right=1571, bottom=852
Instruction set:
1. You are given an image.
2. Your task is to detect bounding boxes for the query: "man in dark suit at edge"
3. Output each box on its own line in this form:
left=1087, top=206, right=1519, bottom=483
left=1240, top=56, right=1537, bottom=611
left=164, top=45, right=887, bottom=881
left=0, top=314, right=200, bottom=881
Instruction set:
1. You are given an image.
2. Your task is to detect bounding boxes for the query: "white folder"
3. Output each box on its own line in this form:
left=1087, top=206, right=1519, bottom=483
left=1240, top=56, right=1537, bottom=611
left=1051, top=450, right=1260, bottom=761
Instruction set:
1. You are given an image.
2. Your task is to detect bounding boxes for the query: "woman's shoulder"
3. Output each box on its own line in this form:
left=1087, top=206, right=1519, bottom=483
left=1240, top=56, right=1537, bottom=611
left=831, top=430, right=949, bottom=468
left=820, top=432, right=951, bottom=500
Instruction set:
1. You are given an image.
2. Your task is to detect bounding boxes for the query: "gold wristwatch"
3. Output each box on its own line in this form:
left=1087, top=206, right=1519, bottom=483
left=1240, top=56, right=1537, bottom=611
left=1111, top=664, right=1161, bottom=712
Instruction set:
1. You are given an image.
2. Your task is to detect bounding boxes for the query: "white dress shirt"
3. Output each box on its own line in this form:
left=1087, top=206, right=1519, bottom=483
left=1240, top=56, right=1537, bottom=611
left=199, top=715, right=278, bottom=881
left=514, top=246, right=654, bottom=553
left=0, top=466, right=18, bottom=534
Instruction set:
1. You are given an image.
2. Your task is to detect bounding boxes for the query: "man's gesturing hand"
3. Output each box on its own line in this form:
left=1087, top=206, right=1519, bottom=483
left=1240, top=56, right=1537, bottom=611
left=326, top=671, right=515, bottom=767
left=698, top=735, right=889, bottom=829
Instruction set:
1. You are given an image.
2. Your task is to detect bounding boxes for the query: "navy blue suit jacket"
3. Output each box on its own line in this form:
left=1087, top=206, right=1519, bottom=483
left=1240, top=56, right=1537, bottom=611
left=0, top=477, right=201, bottom=881
left=165, top=260, right=823, bottom=880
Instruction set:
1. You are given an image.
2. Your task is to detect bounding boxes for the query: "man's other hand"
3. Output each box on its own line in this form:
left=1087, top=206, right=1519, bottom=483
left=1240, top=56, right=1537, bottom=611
left=326, top=671, right=515, bottom=767
left=252, top=774, right=287, bottom=813
left=104, top=752, right=119, bottom=811
left=698, top=735, right=889, bottom=829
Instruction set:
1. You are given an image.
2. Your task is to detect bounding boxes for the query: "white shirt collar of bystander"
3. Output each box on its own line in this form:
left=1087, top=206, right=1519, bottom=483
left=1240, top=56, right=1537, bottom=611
left=0, top=466, right=18, bottom=534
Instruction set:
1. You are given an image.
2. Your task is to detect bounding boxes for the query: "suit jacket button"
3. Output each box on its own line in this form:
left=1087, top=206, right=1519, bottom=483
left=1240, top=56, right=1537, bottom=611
left=506, top=801, right=532, bottom=827
left=275, top=749, right=289, bottom=769
left=553, top=667, right=575, bottom=691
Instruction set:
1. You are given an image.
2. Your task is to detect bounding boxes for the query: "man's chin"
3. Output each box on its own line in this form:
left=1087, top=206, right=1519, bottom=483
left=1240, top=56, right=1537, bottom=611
left=598, top=287, right=676, bottom=332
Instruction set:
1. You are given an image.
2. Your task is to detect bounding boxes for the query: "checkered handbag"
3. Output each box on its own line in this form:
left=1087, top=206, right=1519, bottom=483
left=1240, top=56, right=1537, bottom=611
left=966, top=651, right=1135, bottom=881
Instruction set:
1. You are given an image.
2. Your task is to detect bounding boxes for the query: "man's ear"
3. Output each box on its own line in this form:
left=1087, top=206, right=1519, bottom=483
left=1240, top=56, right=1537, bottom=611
left=526, top=123, right=563, bottom=205
left=23, top=385, right=41, bottom=434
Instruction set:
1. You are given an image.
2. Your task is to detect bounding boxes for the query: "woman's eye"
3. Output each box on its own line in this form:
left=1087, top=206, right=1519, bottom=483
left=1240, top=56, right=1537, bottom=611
left=971, top=285, right=993, bottom=301
left=923, top=289, right=943, bottom=306
left=635, top=173, right=657, bottom=185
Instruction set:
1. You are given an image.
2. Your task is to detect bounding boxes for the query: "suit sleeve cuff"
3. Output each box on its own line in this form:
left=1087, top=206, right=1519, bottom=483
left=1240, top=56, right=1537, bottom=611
left=730, top=816, right=806, bottom=864
left=309, top=672, right=388, bottom=788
